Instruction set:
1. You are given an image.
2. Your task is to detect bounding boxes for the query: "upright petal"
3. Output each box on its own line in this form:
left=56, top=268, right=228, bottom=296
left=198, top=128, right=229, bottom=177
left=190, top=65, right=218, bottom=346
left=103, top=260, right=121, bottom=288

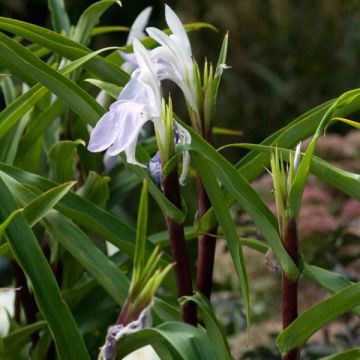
left=133, top=39, right=162, bottom=115
left=127, top=6, right=153, bottom=44
left=165, top=4, right=191, bottom=59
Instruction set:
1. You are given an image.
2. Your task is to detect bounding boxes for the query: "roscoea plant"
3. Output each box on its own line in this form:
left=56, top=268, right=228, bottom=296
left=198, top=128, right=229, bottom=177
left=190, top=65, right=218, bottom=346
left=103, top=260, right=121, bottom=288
left=1, top=1, right=360, bottom=360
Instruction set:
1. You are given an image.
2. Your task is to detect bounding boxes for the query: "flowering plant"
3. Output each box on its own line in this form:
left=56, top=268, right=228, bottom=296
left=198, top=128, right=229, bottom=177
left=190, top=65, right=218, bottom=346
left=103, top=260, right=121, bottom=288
left=0, top=2, right=359, bottom=360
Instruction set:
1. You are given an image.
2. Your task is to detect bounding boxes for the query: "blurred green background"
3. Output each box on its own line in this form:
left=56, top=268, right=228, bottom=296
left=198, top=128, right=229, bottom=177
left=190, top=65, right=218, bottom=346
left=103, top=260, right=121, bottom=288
left=2, top=0, right=360, bottom=143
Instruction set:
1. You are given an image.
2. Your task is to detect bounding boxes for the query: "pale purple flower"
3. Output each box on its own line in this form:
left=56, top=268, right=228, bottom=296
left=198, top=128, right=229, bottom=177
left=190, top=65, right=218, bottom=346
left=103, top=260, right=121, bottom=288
left=121, top=7, right=153, bottom=74
left=88, top=39, right=165, bottom=166
left=122, top=5, right=198, bottom=111
left=99, top=302, right=154, bottom=360
left=146, top=5, right=198, bottom=112
left=293, top=142, right=302, bottom=173
left=148, top=122, right=191, bottom=187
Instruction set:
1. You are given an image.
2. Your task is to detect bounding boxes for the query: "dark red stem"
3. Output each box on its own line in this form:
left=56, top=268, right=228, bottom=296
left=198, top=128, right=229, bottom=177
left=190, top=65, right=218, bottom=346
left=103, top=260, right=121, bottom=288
left=163, top=169, right=197, bottom=325
left=11, top=261, right=39, bottom=346
left=195, top=179, right=218, bottom=299
left=282, top=219, right=299, bottom=360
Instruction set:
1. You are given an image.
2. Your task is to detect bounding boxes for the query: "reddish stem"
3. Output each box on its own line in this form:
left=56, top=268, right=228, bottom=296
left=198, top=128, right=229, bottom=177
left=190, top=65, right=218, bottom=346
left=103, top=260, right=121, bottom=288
left=195, top=179, right=218, bottom=299
left=282, top=219, right=299, bottom=360
left=163, top=169, right=197, bottom=325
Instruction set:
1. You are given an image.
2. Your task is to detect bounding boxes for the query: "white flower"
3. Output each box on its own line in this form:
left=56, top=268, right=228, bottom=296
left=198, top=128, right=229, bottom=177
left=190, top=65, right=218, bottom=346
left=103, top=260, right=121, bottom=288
left=121, top=7, right=153, bottom=74
left=99, top=303, right=157, bottom=360
left=174, top=123, right=191, bottom=185
left=293, top=142, right=302, bottom=173
left=146, top=5, right=198, bottom=112
left=0, top=288, right=15, bottom=336
left=88, top=39, right=165, bottom=166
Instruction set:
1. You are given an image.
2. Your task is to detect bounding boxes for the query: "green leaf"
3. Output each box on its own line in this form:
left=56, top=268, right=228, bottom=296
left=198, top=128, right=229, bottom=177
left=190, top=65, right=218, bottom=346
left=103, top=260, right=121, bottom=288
left=73, top=0, right=120, bottom=45
left=0, top=208, right=22, bottom=238
left=0, top=163, right=176, bottom=294
left=0, top=242, right=11, bottom=257
left=76, top=171, right=110, bottom=208
left=192, top=153, right=250, bottom=328
left=303, top=263, right=360, bottom=316
left=132, top=180, right=148, bottom=286
left=0, top=76, right=27, bottom=164
left=0, top=47, right=115, bottom=143
left=0, top=163, right=136, bottom=255
left=48, top=0, right=71, bottom=35
left=48, top=140, right=85, bottom=182
left=276, top=283, right=360, bottom=355
left=23, top=181, right=75, bottom=226
left=130, top=159, right=185, bottom=223
left=115, top=321, right=218, bottom=360
left=320, top=348, right=360, bottom=360
left=0, top=321, right=47, bottom=358
left=0, top=17, right=128, bottom=84
left=85, top=78, right=122, bottom=99
left=227, top=143, right=360, bottom=202
left=0, top=177, right=90, bottom=360
left=0, top=32, right=104, bottom=126
left=181, top=293, right=232, bottom=360
left=184, top=124, right=299, bottom=279
left=43, top=210, right=129, bottom=305
left=331, top=117, right=360, bottom=130
left=19, top=99, right=64, bottom=155
left=91, top=25, right=129, bottom=36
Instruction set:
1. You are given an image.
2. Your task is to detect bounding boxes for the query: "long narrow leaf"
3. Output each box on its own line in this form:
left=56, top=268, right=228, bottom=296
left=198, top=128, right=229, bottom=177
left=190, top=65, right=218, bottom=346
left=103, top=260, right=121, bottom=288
left=0, top=32, right=104, bottom=126
left=74, top=0, right=119, bottom=45
left=0, top=17, right=128, bottom=84
left=276, top=283, right=360, bottom=355
left=184, top=124, right=299, bottom=279
left=0, top=177, right=90, bottom=360
left=48, top=0, right=71, bottom=35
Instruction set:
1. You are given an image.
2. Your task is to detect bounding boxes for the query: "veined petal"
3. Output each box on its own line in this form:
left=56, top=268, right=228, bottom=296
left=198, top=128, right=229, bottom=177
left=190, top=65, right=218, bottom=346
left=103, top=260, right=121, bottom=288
left=116, top=73, right=150, bottom=105
left=175, top=122, right=191, bottom=186
left=179, top=149, right=190, bottom=186
left=151, top=47, right=182, bottom=81
left=124, top=137, right=146, bottom=167
left=146, top=27, right=187, bottom=76
left=119, top=51, right=138, bottom=67
left=165, top=4, right=191, bottom=59
left=88, top=110, right=120, bottom=152
left=106, top=102, right=147, bottom=156
left=127, top=6, right=153, bottom=45
left=133, top=39, right=162, bottom=115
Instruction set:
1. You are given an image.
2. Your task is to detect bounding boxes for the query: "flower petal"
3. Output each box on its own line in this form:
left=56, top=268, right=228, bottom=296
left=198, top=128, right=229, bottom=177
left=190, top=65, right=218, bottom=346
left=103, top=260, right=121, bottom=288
left=127, top=6, right=153, bottom=44
left=165, top=4, right=192, bottom=59
left=106, top=102, right=147, bottom=156
left=87, top=110, right=120, bottom=152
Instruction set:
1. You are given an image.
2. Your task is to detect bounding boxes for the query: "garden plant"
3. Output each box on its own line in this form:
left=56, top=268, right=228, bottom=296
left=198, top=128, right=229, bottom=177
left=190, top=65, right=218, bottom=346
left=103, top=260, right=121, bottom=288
left=0, top=1, right=359, bottom=359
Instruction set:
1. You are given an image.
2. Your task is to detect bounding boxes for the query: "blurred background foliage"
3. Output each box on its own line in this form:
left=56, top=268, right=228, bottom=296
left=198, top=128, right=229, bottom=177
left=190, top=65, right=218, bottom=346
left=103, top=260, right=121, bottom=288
left=1, top=0, right=360, bottom=358
left=2, top=0, right=360, bottom=143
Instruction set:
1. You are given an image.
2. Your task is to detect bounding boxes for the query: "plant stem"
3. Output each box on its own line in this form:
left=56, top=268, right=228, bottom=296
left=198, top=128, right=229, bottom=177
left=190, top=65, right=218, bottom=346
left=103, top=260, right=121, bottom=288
left=163, top=168, right=197, bottom=325
left=282, top=219, right=299, bottom=360
left=11, top=261, right=39, bottom=346
left=195, top=125, right=218, bottom=300
left=195, top=179, right=218, bottom=299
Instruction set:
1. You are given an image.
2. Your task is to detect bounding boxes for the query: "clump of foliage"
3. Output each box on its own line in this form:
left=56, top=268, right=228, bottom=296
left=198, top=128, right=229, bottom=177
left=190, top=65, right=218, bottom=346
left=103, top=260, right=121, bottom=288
left=0, top=1, right=359, bottom=360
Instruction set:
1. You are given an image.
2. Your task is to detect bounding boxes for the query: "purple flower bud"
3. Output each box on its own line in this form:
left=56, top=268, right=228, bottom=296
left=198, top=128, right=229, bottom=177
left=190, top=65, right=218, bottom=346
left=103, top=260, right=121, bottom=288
left=149, top=151, right=163, bottom=187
